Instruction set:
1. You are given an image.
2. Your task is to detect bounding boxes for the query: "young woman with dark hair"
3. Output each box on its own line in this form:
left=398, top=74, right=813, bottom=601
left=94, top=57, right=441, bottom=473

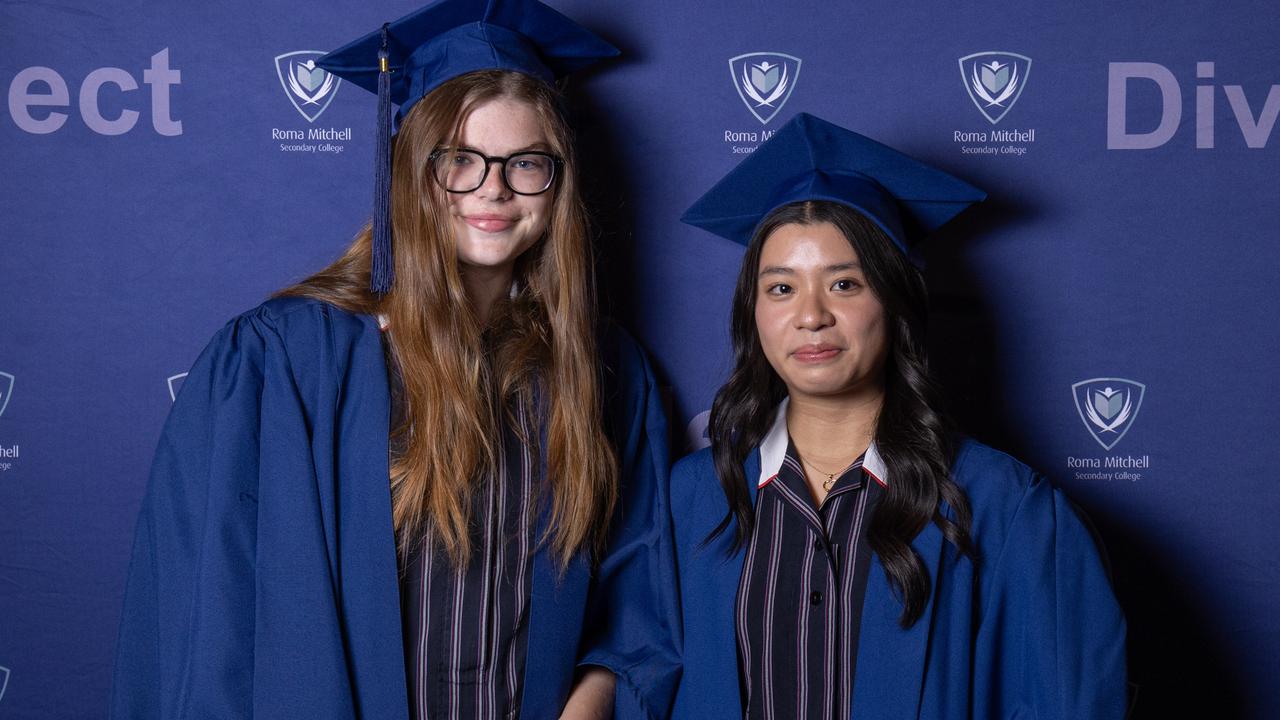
left=671, top=113, right=1127, bottom=719
left=708, top=201, right=972, bottom=628
left=109, top=3, right=679, bottom=719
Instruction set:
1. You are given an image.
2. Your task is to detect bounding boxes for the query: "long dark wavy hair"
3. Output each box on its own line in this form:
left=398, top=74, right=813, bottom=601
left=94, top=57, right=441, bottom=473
left=706, top=200, right=975, bottom=627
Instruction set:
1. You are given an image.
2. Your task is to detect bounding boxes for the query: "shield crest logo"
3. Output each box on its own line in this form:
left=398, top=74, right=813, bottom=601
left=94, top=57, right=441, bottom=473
left=730, top=52, right=802, bottom=125
left=958, top=51, right=1031, bottom=124
left=0, top=372, right=13, bottom=418
left=274, top=51, right=342, bottom=123
left=1072, top=378, right=1145, bottom=451
left=167, top=373, right=188, bottom=403
left=685, top=410, right=712, bottom=453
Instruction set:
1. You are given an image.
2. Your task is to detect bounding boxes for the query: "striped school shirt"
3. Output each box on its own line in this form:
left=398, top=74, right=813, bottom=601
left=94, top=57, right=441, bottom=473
left=384, top=331, right=539, bottom=720
left=736, top=429, right=884, bottom=720
left=398, top=398, right=537, bottom=720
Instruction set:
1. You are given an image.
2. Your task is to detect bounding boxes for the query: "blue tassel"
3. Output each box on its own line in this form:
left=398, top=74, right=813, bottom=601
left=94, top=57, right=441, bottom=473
left=370, top=23, right=394, bottom=295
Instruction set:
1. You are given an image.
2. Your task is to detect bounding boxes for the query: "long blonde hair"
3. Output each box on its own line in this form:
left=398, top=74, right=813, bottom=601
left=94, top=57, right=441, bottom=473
left=278, top=70, right=617, bottom=568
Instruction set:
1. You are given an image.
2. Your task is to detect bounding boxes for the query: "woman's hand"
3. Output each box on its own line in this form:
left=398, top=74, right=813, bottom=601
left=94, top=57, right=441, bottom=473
left=558, top=665, right=616, bottom=720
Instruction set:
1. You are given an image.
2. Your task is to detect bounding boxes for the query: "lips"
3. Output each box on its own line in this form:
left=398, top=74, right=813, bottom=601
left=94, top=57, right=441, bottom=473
left=464, top=214, right=517, bottom=233
left=791, top=343, right=842, bottom=363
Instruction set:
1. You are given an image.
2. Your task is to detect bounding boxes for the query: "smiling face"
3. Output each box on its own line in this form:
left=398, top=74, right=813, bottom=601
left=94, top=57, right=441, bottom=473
left=754, top=221, right=889, bottom=402
left=445, top=96, right=554, bottom=275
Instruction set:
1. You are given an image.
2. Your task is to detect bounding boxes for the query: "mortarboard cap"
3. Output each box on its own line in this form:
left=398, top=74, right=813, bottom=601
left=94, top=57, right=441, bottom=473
left=317, top=0, right=619, bottom=293
left=319, top=0, right=619, bottom=117
left=681, top=113, right=986, bottom=257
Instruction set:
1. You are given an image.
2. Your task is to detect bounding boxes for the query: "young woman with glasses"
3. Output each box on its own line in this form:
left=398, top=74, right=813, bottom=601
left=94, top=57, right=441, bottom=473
left=110, top=3, right=679, bottom=719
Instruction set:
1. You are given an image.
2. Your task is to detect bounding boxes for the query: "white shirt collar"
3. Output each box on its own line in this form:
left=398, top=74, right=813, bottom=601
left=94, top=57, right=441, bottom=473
left=757, top=397, right=888, bottom=488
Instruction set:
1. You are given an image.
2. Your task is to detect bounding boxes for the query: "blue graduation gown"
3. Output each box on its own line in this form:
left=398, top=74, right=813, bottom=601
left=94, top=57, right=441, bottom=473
left=670, top=436, right=1128, bottom=719
left=110, top=297, right=679, bottom=720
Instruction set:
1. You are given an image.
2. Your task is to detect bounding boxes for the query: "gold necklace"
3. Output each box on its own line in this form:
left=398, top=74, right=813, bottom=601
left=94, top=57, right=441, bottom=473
left=802, top=457, right=854, bottom=492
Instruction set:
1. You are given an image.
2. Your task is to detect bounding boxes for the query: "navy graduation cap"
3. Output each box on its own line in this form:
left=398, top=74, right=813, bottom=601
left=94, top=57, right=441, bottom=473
left=317, top=0, right=619, bottom=293
left=681, top=113, right=986, bottom=257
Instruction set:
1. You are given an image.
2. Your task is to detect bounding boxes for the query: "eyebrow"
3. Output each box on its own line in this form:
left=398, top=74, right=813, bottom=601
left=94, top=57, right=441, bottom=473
left=824, top=261, right=861, bottom=273
left=457, top=141, right=554, bottom=154
left=758, top=261, right=861, bottom=277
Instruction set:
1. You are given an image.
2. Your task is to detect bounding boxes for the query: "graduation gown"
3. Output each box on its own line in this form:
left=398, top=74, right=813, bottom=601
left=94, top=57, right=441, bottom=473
left=669, top=402, right=1128, bottom=719
left=110, top=297, right=680, bottom=720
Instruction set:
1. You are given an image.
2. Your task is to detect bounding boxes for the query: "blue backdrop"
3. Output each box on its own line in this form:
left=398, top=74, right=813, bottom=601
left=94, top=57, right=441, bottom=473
left=2, top=1, right=1278, bottom=717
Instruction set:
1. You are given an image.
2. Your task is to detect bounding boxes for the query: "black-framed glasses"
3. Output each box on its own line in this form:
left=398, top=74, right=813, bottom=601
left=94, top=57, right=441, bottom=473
left=429, top=147, right=562, bottom=195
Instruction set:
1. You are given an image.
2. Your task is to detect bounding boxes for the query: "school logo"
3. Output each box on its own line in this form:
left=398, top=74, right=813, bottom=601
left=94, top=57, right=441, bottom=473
left=274, top=51, right=342, bottom=123
left=730, top=52, right=802, bottom=125
left=959, top=52, right=1031, bottom=124
left=686, top=410, right=712, bottom=453
left=1072, top=378, right=1145, bottom=451
left=0, top=665, right=9, bottom=703
left=0, top=372, right=13, bottom=418
left=167, top=373, right=188, bottom=403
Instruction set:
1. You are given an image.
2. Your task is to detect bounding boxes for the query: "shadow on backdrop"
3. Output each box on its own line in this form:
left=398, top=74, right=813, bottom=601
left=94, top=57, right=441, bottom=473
left=927, top=202, right=1246, bottom=719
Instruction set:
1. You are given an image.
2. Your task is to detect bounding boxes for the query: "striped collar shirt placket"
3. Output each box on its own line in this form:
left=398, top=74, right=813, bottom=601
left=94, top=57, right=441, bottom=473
left=736, top=398, right=887, bottom=720
left=400, top=395, right=538, bottom=720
